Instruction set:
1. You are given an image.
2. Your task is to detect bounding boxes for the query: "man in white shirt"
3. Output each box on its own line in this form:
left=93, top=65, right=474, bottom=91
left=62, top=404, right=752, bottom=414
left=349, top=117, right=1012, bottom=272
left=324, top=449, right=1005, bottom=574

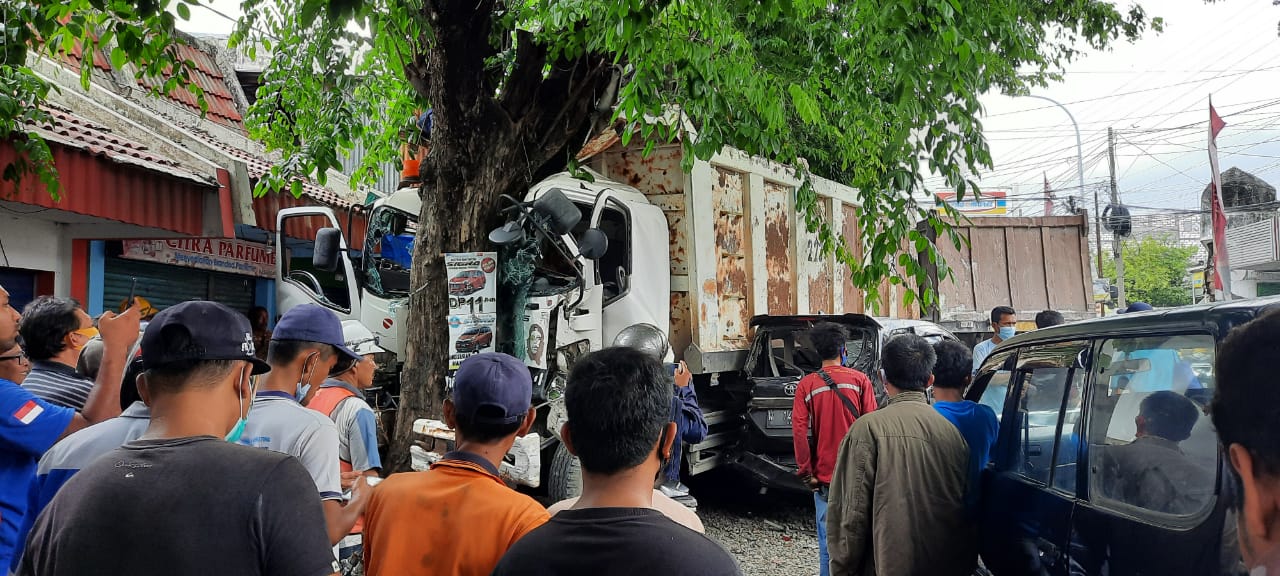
left=972, top=306, right=1016, bottom=374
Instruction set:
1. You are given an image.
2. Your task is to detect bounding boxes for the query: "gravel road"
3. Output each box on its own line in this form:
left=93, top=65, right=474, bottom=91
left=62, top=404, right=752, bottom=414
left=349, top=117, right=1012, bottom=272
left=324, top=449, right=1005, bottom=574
left=692, top=472, right=821, bottom=576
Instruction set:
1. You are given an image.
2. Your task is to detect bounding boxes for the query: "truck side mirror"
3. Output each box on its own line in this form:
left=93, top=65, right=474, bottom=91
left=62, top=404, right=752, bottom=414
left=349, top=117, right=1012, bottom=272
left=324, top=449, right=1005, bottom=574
left=532, top=189, right=583, bottom=235
left=313, top=227, right=343, bottom=272
left=579, top=229, right=608, bottom=260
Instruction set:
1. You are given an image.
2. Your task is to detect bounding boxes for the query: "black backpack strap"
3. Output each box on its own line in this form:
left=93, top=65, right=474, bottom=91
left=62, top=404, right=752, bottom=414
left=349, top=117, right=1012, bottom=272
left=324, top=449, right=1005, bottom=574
left=818, top=369, right=861, bottom=420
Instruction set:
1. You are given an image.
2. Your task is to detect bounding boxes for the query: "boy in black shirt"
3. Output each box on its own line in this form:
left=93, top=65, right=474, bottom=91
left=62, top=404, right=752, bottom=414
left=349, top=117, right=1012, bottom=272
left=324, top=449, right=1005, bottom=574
left=19, top=302, right=338, bottom=576
left=492, top=347, right=740, bottom=576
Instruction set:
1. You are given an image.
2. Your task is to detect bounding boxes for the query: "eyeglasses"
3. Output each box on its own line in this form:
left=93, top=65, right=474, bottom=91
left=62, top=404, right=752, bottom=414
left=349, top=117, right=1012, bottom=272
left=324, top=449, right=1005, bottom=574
left=0, top=352, right=29, bottom=366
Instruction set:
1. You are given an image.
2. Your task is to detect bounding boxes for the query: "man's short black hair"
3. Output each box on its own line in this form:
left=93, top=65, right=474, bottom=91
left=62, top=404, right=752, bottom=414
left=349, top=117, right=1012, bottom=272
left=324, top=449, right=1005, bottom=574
left=266, top=339, right=336, bottom=365
left=931, top=340, right=971, bottom=390
left=121, top=356, right=145, bottom=411
left=565, top=346, right=672, bottom=475
left=1035, top=310, right=1065, bottom=329
left=453, top=409, right=523, bottom=444
left=1215, top=309, right=1280, bottom=475
left=19, top=296, right=83, bottom=361
left=882, top=334, right=936, bottom=392
left=990, top=306, right=1016, bottom=326
left=1140, top=391, right=1199, bottom=442
left=809, top=322, right=849, bottom=362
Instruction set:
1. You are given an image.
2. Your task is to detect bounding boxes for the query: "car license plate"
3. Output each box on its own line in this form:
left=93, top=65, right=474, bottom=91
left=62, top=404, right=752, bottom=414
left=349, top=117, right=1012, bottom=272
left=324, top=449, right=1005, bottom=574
left=766, top=409, right=792, bottom=429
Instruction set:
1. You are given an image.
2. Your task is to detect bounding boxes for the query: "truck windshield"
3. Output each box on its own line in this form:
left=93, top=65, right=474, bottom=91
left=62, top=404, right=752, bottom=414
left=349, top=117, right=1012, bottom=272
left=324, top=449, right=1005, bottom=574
left=363, top=205, right=418, bottom=297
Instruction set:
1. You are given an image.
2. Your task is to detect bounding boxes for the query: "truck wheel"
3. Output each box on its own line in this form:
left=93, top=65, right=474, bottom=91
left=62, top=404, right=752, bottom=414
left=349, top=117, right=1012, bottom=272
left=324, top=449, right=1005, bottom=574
left=547, top=442, right=583, bottom=502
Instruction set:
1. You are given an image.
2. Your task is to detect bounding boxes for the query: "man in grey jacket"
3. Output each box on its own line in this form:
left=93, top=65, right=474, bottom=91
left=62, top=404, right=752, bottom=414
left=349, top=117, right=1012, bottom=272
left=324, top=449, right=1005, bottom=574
left=827, top=334, right=972, bottom=576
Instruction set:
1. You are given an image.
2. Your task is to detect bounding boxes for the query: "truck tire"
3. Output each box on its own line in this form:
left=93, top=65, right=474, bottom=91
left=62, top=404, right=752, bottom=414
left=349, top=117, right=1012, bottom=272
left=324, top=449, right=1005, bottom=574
left=548, top=442, right=583, bottom=502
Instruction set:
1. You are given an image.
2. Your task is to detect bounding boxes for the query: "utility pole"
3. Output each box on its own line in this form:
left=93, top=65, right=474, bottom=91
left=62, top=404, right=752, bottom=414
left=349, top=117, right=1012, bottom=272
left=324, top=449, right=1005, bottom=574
left=1108, top=127, right=1126, bottom=309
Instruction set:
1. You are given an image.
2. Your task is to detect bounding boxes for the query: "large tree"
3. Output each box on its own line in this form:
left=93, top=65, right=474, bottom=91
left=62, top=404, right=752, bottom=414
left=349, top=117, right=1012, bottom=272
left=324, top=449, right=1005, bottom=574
left=5, top=0, right=1159, bottom=470
left=1104, top=236, right=1198, bottom=308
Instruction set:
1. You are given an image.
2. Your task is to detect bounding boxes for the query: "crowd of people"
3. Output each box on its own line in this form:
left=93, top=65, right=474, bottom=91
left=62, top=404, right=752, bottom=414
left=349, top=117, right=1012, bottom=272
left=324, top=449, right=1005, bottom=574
left=4, top=280, right=1280, bottom=576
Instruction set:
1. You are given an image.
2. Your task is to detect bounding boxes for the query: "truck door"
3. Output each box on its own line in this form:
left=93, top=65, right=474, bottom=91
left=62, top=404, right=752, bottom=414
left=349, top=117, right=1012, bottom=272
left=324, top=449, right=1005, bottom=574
left=275, top=207, right=360, bottom=320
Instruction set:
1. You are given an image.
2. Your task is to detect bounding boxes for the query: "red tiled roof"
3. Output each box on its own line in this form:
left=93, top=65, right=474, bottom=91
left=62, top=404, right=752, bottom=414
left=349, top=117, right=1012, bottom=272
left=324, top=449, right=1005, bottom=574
left=136, top=43, right=245, bottom=131
left=29, top=104, right=217, bottom=186
left=64, top=41, right=111, bottom=72
left=206, top=138, right=356, bottom=210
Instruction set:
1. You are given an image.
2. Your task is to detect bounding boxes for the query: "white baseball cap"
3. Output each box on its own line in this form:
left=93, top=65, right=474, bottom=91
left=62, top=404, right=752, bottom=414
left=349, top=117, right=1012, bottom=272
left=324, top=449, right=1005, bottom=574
left=341, top=320, right=387, bottom=356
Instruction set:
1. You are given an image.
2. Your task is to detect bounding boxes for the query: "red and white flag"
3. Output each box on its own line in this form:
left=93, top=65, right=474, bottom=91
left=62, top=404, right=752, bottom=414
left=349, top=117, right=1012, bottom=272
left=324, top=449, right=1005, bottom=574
left=12, top=400, right=43, bottom=425
left=1043, top=173, right=1055, bottom=216
left=1209, top=99, right=1233, bottom=300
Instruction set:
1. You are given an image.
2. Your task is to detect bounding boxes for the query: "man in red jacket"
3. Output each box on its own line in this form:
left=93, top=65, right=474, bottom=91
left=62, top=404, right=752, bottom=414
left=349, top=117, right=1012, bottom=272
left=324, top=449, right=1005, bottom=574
left=791, top=322, right=877, bottom=576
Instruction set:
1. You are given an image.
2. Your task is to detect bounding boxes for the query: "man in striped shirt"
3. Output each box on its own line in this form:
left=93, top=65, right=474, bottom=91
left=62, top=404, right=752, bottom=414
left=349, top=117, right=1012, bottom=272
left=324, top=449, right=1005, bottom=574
left=19, top=297, right=99, bottom=410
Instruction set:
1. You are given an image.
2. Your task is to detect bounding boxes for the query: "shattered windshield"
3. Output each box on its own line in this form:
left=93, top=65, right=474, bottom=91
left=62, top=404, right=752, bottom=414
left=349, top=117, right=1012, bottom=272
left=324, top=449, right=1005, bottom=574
left=363, top=205, right=417, bottom=297
left=748, top=323, right=878, bottom=378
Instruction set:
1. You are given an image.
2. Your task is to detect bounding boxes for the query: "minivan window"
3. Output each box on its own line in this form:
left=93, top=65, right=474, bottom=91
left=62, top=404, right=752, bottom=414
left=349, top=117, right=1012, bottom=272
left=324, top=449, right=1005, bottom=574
left=974, top=350, right=1017, bottom=422
left=1088, top=334, right=1217, bottom=519
left=1010, top=341, right=1090, bottom=487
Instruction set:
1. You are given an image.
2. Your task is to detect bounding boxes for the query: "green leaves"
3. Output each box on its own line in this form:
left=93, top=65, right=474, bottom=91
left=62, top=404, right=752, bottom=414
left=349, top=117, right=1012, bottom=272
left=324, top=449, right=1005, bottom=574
left=1103, top=236, right=1198, bottom=308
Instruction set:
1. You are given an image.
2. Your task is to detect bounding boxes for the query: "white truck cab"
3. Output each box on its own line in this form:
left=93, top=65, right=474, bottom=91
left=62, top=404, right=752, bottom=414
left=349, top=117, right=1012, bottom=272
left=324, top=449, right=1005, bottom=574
left=274, top=185, right=420, bottom=370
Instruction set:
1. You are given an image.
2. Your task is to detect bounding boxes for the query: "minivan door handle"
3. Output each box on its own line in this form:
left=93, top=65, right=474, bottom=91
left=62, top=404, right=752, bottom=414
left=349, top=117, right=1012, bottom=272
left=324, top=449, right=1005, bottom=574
left=1036, top=537, right=1061, bottom=566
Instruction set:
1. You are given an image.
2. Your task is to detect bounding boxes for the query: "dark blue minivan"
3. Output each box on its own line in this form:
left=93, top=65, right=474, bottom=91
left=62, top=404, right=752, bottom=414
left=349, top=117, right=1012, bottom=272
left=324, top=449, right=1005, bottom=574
left=966, top=297, right=1280, bottom=576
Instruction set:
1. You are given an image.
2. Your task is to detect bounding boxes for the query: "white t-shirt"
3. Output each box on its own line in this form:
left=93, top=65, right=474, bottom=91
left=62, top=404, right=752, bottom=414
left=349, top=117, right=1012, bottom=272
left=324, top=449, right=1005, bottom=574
left=239, top=391, right=343, bottom=500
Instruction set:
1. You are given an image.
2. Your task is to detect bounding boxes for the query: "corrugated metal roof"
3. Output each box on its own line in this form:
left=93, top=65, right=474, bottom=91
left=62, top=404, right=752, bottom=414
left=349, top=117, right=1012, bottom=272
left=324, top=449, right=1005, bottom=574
left=0, top=140, right=212, bottom=236
left=252, top=192, right=367, bottom=250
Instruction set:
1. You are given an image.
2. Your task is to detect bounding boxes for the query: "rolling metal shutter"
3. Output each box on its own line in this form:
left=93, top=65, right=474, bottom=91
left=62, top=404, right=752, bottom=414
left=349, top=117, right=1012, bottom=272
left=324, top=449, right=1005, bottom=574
left=103, top=257, right=256, bottom=315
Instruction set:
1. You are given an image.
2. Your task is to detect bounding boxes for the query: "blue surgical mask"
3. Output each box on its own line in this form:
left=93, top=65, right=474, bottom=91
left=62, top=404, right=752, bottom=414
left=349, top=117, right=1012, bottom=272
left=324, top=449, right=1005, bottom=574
left=840, top=347, right=848, bottom=367
left=295, top=383, right=311, bottom=402
left=226, top=372, right=251, bottom=443
left=998, top=326, right=1017, bottom=340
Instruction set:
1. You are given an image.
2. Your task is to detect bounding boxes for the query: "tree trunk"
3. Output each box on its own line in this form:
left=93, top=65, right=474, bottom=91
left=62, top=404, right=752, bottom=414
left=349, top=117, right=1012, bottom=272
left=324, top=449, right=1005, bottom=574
left=384, top=5, right=616, bottom=472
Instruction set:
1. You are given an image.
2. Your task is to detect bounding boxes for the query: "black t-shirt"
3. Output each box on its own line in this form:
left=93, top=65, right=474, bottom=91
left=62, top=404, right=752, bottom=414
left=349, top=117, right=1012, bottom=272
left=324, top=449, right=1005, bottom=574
left=18, top=436, right=337, bottom=576
left=491, top=507, right=741, bottom=576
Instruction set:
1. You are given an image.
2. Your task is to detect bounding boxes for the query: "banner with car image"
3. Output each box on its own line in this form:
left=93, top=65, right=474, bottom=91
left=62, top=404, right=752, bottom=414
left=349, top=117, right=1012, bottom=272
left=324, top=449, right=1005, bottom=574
left=446, top=252, right=499, bottom=369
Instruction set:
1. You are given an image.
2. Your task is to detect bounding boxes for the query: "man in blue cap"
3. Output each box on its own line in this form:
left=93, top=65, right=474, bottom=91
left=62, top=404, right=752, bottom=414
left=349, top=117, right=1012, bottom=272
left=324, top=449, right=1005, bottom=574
left=243, top=303, right=368, bottom=546
left=362, top=352, right=547, bottom=576
left=17, top=301, right=337, bottom=576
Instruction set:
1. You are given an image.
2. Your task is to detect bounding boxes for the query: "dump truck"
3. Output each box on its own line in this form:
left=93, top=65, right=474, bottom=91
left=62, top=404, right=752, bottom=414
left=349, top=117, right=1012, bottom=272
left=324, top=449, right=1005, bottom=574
left=917, top=214, right=1098, bottom=346
left=281, top=130, right=922, bottom=498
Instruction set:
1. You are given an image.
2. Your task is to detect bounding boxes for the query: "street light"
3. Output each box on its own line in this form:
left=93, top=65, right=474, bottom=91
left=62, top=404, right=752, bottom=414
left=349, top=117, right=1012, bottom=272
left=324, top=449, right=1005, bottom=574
left=1020, top=93, right=1100, bottom=278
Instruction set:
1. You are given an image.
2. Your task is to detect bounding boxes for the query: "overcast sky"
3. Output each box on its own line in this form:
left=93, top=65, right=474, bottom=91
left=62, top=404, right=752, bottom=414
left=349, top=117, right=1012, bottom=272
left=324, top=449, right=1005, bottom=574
left=178, top=0, right=1280, bottom=218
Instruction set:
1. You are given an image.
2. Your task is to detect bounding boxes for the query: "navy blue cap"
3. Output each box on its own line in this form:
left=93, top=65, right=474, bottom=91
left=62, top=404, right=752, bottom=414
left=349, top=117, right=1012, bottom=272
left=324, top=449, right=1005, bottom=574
left=453, top=352, right=532, bottom=425
left=141, top=301, right=271, bottom=375
left=271, top=304, right=361, bottom=362
left=1123, top=302, right=1154, bottom=314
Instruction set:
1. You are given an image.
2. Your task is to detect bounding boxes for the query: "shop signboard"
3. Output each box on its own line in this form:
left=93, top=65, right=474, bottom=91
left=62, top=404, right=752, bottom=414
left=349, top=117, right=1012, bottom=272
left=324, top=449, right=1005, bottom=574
left=935, top=190, right=1009, bottom=215
left=446, top=252, right=499, bottom=370
left=120, top=238, right=275, bottom=278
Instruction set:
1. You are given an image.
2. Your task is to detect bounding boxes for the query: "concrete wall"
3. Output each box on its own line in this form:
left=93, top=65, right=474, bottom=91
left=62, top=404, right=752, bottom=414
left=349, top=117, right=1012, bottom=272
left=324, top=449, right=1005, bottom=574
left=0, top=213, right=69, bottom=294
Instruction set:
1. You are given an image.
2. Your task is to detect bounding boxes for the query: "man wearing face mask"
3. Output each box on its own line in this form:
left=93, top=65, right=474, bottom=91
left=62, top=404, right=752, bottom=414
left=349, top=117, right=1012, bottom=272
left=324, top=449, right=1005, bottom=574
left=18, top=296, right=102, bottom=410
left=17, top=301, right=339, bottom=576
left=309, top=320, right=386, bottom=562
left=789, top=322, right=877, bottom=576
left=0, top=286, right=138, bottom=571
left=972, top=306, right=1017, bottom=375
left=243, top=304, right=369, bottom=546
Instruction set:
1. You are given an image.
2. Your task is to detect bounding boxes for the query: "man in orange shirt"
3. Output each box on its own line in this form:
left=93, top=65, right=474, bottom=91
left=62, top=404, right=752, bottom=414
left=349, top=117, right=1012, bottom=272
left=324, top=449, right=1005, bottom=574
left=362, top=352, right=547, bottom=576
